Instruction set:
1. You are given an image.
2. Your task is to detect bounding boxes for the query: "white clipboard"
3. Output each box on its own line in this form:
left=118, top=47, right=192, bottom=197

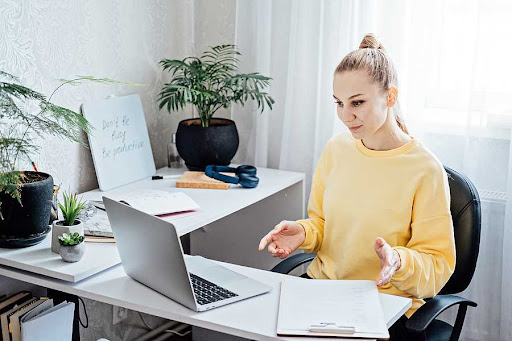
left=276, top=277, right=389, bottom=339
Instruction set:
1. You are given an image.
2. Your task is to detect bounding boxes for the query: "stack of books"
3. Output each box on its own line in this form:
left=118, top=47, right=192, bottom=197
left=0, top=291, right=74, bottom=341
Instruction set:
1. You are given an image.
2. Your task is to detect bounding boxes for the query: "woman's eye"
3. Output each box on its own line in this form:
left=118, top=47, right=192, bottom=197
left=334, top=101, right=364, bottom=107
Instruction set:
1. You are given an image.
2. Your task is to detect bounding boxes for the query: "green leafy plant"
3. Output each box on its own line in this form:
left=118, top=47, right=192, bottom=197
left=58, top=232, right=84, bottom=246
left=57, top=191, right=86, bottom=226
left=0, top=71, right=132, bottom=218
left=158, top=44, right=275, bottom=127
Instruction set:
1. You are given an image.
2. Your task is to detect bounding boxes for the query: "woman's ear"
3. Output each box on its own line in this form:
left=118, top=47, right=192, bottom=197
left=387, top=86, right=398, bottom=107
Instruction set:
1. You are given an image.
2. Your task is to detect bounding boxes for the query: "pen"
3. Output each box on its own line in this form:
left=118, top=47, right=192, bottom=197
left=29, top=158, right=38, bottom=172
left=151, top=174, right=182, bottom=180
left=90, top=200, right=106, bottom=211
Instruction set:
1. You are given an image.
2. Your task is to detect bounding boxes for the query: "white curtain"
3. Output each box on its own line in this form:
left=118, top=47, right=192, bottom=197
left=234, top=1, right=512, bottom=340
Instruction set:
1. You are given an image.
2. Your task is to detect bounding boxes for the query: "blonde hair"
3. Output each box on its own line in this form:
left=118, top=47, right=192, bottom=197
left=334, top=33, right=409, bottom=135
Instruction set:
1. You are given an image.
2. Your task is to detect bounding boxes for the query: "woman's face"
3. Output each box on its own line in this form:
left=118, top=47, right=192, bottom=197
left=333, top=69, right=390, bottom=139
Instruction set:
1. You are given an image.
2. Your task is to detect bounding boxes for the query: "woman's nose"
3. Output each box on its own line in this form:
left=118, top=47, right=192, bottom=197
left=338, top=107, right=355, bottom=123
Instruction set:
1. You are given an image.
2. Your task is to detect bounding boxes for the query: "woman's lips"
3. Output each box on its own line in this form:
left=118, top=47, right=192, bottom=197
left=349, top=125, right=362, bottom=131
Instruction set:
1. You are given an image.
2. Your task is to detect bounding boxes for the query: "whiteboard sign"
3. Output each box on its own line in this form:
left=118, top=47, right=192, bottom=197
left=81, top=94, right=156, bottom=191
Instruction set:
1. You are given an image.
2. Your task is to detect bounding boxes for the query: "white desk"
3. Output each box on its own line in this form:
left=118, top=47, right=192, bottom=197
left=0, top=235, right=119, bottom=282
left=0, top=166, right=305, bottom=283
left=80, top=166, right=305, bottom=236
left=0, top=258, right=411, bottom=341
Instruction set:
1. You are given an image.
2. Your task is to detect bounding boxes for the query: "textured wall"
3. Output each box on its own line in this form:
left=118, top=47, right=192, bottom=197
left=0, top=0, right=237, bottom=340
left=0, top=0, right=196, bottom=193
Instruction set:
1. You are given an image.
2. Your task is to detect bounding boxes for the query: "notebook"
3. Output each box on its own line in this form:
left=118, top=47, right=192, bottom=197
left=107, top=190, right=200, bottom=216
left=277, top=277, right=389, bottom=339
left=85, top=190, right=200, bottom=237
left=21, top=301, right=73, bottom=341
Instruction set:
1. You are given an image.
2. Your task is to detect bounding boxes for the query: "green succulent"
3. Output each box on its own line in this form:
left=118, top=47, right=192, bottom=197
left=58, top=192, right=86, bottom=226
left=158, top=44, right=275, bottom=128
left=58, top=232, right=84, bottom=246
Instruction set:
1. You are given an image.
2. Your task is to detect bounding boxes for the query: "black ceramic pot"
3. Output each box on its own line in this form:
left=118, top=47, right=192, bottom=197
left=176, top=118, right=239, bottom=171
left=0, top=172, right=53, bottom=248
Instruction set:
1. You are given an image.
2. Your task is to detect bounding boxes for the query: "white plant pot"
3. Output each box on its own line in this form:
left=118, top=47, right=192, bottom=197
left=51, top=219, right=84, bottom=254
left=59, top=242, right=85, bottom=263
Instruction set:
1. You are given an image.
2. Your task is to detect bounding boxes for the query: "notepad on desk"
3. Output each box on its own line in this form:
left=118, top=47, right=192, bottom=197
left=85, top=191, right=199, bottom=238
left=109, top=190, right=200, bottom=216
left=277, top=277, right=389, bottom=339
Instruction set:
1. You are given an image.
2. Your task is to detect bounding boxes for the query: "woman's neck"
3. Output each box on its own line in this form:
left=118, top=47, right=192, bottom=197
left=361, top=124, right=411, bottom=151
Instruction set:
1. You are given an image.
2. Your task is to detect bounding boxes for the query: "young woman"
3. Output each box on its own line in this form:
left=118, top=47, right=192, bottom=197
left=258, top=33, right=456, bottom=340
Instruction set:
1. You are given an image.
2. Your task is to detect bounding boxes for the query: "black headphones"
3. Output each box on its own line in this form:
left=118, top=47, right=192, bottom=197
left=204, top=165, right=259, bottom=188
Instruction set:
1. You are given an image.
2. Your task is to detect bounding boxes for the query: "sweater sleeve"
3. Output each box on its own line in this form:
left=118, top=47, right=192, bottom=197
left=390, top=163, right=456, bottom=299
left=296, top=146, right=328, bottom=253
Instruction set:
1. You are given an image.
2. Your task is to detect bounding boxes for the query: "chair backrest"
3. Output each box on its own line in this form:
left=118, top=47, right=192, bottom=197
left=440, top=165, right=481, bottom=295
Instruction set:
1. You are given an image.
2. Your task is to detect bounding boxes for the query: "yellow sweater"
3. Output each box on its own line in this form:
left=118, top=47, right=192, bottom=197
left=297, top=131, right=456, bottom=318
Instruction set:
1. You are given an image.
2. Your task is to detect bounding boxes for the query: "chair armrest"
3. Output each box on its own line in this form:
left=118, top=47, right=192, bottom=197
left=270, top=253, right=316, bottom=274
left=405, top=294, right=477, bottom=334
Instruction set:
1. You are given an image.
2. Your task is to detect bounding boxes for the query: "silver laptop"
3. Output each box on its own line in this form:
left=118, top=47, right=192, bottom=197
left=103, top=196, right=272, bottom=312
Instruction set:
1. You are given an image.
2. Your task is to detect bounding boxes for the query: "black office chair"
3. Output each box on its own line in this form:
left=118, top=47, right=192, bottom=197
left=271, top=165, right=481, bottom=341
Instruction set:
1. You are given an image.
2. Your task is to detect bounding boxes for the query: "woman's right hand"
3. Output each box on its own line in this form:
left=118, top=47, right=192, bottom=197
left=258, top=220, right=306, bottom=259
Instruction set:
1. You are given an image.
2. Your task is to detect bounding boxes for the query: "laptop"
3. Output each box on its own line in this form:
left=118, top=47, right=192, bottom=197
left=103, top=196, right=272, bottom=312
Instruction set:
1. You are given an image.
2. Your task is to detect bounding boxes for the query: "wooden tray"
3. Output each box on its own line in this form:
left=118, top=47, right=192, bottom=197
left=176, top=171, right=234, bottom=190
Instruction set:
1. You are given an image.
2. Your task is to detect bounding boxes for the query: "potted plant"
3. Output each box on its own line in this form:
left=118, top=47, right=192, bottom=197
left=58, top=232, right=85, bottom=263
left=0, top=71, right=123, bottom=248
left=158, top=44, right=275, bottom=170
left=51, top=192, right=86, bottom=253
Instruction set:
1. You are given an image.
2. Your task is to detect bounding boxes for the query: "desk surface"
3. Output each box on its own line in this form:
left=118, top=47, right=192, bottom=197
left=0, top=166, right=304, bottom=283
left=0, top=234, right=120, bottom=282
left=81, top=166, right=305, bottom=235
left=0, top=258, right=411, bottom=341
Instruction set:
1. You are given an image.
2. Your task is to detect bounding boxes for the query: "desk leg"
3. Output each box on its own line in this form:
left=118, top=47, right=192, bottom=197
left=47, top=288, right=80, bottom=341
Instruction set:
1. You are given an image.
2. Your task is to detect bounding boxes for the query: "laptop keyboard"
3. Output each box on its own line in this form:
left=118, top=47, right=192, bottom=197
left=190, top=273, right=238, bottom=305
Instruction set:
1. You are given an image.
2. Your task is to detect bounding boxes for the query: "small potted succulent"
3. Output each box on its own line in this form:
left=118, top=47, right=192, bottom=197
left=51, top=192, right=86, bottom=253
left=58, top=232, right=85, bottom=262
left=158, top=44, right=274, bottom=170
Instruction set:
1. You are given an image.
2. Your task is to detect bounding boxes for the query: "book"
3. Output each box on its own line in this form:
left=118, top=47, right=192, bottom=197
left=83, top=208, right=114, bottom=238
left=0, top=293, right=31, bottom=314
left=84, top=236, right=116, bottom=243
left=8, top=298, right=47, bottom=341
left=106, top=190, right=200, bottom=216
left=20, top=301, right=74, bottom=341
left=1, top=297, right=35, bottom=341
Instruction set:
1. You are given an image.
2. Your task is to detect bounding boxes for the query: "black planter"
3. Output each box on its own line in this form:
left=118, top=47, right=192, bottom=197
left=0, top=172, right=53, bottom=248
left=176, top=118, right=239, bottom=171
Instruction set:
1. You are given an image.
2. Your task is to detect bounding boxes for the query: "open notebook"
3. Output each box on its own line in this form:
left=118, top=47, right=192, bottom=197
left=277, top=277, right=389, bottom=339
left=85, top=190, right=200, bottom=238
left=105, top=190, right=200, bottom=216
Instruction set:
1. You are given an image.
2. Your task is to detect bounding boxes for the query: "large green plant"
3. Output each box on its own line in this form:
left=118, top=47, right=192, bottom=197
left=0, top=71, right=125, bottom=217
left=158, top=44, right=275, bottom=127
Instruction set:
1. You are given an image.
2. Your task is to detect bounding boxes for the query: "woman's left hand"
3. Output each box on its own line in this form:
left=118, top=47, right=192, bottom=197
left=374, top=237, right=401, bottom=287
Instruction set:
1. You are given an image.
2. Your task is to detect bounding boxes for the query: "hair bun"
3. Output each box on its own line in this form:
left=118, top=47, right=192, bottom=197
left=359, top=33, right=385, bottom=51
